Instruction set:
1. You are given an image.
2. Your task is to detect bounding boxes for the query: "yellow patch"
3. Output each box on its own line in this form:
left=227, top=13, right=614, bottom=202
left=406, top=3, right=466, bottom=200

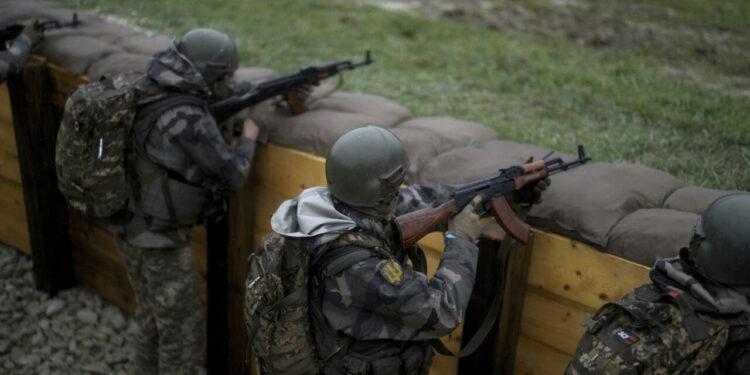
left=380, top=260, right=404, bottom=284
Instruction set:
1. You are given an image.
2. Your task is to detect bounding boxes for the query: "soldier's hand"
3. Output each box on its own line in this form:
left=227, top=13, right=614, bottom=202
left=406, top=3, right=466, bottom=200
left=22, top=20, right=44, bottom=46
left=297, top=83, right=315, bottom=103
left=448, top=195, right=483, bottom=243
left=241, top=118, right=259, bottom=142
left=512, top=177, right=550, bottom=206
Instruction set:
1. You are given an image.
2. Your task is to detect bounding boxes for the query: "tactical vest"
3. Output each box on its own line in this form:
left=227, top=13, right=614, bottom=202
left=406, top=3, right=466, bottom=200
left=309, top=232, right=433, bottom=375
left=566, top=284, right=750, bottom=375
left=244, top=230, right=432, bottom=375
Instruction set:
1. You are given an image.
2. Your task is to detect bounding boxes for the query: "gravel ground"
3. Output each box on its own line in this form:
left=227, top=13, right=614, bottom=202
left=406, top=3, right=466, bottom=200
left=0, top=244, right=135, bottom=375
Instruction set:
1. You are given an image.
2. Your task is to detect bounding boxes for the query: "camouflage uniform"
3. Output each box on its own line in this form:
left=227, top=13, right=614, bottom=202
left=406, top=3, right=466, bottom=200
left=113, top=47, right=255, bottom=374
left=566, top=252, right=750, bottom=375
left=0, top=32, right=32, bottom=82
left=271, top=184, right=477, bottom=374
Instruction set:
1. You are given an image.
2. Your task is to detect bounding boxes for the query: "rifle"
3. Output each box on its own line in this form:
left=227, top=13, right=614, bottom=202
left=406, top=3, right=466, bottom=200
left=0, top=13, right=80, bottom=50
left=396, top=145, right=591, bottom=248
left=210, top=51, right=374, bottom=125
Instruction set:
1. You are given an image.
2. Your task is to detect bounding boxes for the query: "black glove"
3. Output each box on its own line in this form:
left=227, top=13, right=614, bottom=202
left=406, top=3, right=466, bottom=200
left=511, top=176, right=550, bottom=206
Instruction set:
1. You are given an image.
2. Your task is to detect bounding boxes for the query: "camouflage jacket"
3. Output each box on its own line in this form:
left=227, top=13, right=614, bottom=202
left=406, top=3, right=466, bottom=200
left=122, top=47, right=255, bottom=248
left=0, top=32, right=32, bottom=82
left=271, top=184, right=477, bottom=373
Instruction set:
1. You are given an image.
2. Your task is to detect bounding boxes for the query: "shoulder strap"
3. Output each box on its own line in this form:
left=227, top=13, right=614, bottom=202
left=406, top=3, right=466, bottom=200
left=430, top=205, right=531, bottom=358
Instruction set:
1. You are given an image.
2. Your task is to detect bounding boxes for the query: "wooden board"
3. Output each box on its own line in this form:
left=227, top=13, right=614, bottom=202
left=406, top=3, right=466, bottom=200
left=526, top=230, right=650, bottom=309
left=0, top=178, right=30, bottom=254
left=519, top=287, right=595, bottom=356
left=514, top=336, right=571, bottom=375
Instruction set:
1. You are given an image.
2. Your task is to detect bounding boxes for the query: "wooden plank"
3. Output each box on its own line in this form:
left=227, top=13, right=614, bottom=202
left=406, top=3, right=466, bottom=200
left=526, top=229, right=649, bottom=310
left=46, top=60, right=88, bottom=110
left=519, top=287, right=595, bottom=356
left=0, top=178, right=30, bottom=253
left=514, top=336, right=571, bottom=375
left=252, top=143, right=327, bottom=198
left=0, top=84, right=12, bottom=127
left=0, top=148, right=21, bottom=184
left=7, top=56, right=75, bottom=294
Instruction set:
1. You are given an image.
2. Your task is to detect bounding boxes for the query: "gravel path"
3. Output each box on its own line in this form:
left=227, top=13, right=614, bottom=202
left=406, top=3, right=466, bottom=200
left=0, top=244, right=134, bottom=375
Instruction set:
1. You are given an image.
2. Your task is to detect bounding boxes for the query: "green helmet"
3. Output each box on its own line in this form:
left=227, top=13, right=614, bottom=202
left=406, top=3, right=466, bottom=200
left=177, top=28, right=238, bottom=83
left=326, top=126, right=409, bottom=218
left=689, top=193, right=750, bottom=285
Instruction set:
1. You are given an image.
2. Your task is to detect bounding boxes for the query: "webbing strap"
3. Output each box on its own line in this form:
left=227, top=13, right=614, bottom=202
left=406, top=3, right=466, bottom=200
left=429, top=206, right=531, bottom=358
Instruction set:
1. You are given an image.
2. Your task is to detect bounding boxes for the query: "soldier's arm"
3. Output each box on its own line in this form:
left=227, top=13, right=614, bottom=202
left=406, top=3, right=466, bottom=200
left=162, top=106, right=255, bottom=195
left=0, top=33, right=33, bottom=82
left=321, top=236, right=478, bottom=341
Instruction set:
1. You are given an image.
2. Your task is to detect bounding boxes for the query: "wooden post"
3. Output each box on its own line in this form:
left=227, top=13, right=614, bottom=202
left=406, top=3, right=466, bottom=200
left=457, top=226, right=504, bottom=374
left=207, top=212, right=230, bottom=375
left=6, top=56, right=75, bottom=295
left=493, top=233, right=534, bottom=374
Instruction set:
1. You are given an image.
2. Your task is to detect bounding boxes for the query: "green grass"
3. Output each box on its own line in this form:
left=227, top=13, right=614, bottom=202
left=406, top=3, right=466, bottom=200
left=55, top=0, right=750, bottom=190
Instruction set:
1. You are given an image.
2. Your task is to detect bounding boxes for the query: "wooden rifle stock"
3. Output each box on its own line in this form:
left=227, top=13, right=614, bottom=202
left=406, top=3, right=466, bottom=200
left=396, top=200, right=458, bottom=249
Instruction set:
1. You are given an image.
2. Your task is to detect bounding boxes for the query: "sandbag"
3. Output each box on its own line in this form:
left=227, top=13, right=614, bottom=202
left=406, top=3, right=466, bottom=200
left=36, top=34, right=122, bottom=75
left=606, top=209, right=697, bottom=266
left=309, top=92, right=412, bottom=128
left=418, top=139, right=573, bottom=185
left=527, top=163, right=685, bottom=248
left=390, top=127, right=455, bottom=184
left=233, top=67, right=281, bottom=84
left=663, top=186, right=743, bottom=215
left=397, top=116, right=500, bottom=149
left=267, top=110, right=386, bottom=156
left=118, top=34, right=172, bottom=56
left=87, top=52, right=149, bottom=79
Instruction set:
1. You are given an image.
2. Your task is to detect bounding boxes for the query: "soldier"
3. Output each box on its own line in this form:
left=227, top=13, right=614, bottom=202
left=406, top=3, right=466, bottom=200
left=267, top=125, right=547, bottom=374
left=111, top=28, right=259, bottom=374
left=0, top=21, right=43, bottom=82
left=567, top=193, right=750, bottom=374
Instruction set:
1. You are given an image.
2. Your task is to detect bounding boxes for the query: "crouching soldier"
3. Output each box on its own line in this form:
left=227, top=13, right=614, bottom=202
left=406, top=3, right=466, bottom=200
left=246, top=125, right=547, bottom=374
left=567, top=193, right=750, bottom=375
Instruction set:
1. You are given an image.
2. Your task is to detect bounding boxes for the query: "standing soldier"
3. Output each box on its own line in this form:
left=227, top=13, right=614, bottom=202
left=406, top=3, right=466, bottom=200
left=112, top=28, right=259, bottom=374
left=0, top=21, right=43, bottom=82
left=259, top=125, right=546, bottom=374
left=567, top=193, right=750, bottom=374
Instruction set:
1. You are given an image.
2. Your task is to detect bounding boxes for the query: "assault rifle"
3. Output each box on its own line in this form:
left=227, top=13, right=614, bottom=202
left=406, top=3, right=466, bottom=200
left=396, top=145, right=591, bottom=247
left=0, top=13, right=80, bottom=50
left=210, top=51, right=374, bottom=124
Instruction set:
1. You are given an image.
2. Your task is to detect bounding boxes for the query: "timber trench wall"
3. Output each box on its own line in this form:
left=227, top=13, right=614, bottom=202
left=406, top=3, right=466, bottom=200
left=0, top=1, right=746, bottom=374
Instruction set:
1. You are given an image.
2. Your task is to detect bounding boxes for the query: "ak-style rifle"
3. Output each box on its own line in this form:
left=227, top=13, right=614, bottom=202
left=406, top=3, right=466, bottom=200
left=396, top=145, right=591, bottom=247
left=0, top=13, right=80, bottom=50
left=210, top=51, right=374, bottom=124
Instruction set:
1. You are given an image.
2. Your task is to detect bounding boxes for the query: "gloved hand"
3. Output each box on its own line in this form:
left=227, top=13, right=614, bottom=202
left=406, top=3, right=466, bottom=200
left=511, top=176, right=550, bottom=206
left=448, top=195, right=483, bottom=243
left=22, top=20, right=44, bottom=46
left=296, top=83, right=315, bottom=103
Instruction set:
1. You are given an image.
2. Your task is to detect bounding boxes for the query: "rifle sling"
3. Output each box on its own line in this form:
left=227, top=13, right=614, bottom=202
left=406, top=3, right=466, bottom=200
left=429, top=207, right=530, bottom=358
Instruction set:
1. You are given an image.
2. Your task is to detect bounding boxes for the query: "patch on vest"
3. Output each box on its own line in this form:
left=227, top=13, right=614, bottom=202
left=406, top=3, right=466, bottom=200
left=615, top=329, right=639, bottom=345
left=378, top=259, right=404, bottom=285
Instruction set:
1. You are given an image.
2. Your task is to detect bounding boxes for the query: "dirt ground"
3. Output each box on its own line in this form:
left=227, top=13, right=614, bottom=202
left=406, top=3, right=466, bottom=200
left=342, top=0, right=750, bottom=97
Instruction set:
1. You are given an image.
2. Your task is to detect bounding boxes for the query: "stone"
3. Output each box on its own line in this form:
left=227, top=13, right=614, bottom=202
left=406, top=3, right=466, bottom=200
left=76, top=309, right=98, bottom=325
left=80, top=361, right=111, bottom=374
left=45, top=299, right=65, bottom=316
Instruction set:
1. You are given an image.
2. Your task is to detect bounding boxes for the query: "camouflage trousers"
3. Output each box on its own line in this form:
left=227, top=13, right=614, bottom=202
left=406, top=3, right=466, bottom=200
left=115, top=236, right=206, bottom=375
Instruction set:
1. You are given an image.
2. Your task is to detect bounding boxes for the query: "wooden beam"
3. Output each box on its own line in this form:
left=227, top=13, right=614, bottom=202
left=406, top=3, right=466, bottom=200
left=207, top=212, right=230, bottom=375
left=6, top=56, right=75, bottom=295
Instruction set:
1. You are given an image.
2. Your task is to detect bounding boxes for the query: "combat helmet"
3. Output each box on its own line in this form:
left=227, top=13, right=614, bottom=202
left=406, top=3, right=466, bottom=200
left=177, top=28, right=238, bottom=83
left=689, top=193, right=750, bottom=285
left=326, top=126, right=409, bottom=218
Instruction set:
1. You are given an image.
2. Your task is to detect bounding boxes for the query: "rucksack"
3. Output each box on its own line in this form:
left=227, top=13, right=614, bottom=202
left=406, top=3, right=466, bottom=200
left=55, top=73, right=203, bottom=218
left=566, top=284, right=749, bottom=375
left=244, top=231, right=390, bottom=375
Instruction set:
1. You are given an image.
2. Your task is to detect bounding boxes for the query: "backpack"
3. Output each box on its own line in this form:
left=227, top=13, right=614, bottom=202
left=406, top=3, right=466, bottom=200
left=244, top=231, right=391, bottom=375
left=566, top=284, right=750, bottom=375
left=55, top=73, right=203, bottom=218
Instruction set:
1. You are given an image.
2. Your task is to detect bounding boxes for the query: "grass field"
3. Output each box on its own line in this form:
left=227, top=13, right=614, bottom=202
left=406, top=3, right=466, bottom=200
left=55, top=0, right=750, bottom=190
